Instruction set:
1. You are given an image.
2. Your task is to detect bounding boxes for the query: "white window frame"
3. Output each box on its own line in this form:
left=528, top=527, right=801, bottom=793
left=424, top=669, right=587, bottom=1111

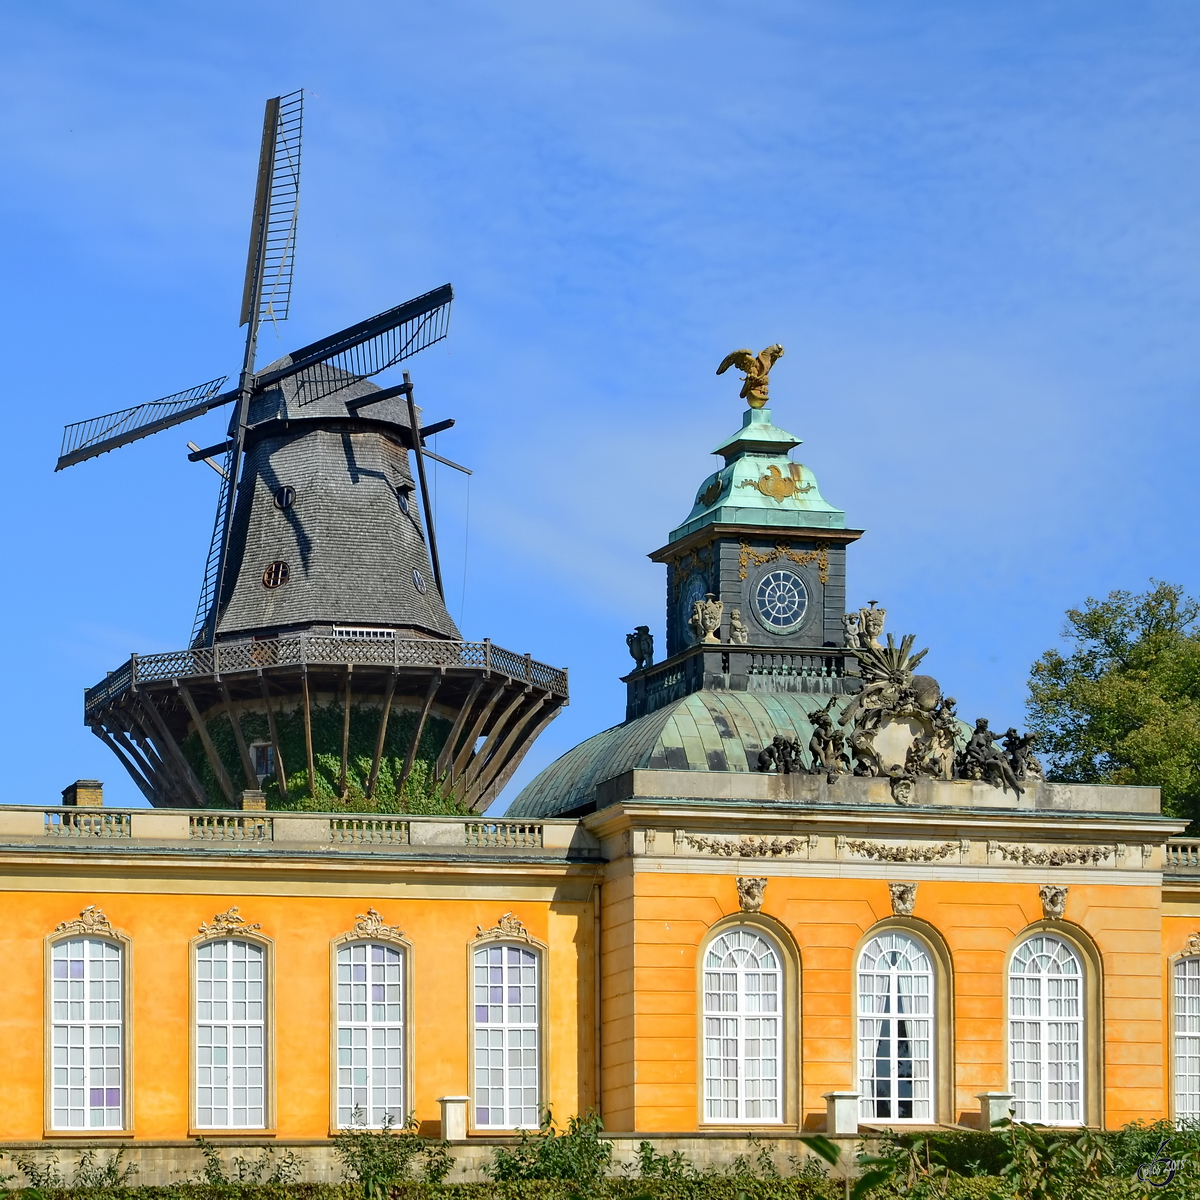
left=1009, top=934, right=1084, bottom=1126
left=857, top=930, right=935, bottom=1123
left=50, top=937, right=125, bottom=1130
left=702, top=926, right=783, bottom=1124
left=335, top=941, right=406, bottom=1128
left=1175, top=956, right=1200, bottom=1123
left=194, top=938, right=267, bottom=1130
left=472, top=941, right=541, bottom=1130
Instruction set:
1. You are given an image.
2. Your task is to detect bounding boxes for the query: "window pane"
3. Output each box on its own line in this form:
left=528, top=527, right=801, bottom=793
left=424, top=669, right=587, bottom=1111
left=1009, top=936, right=1083, bottom=1125
left=1176, top=957, right=1200, bottom=1121
left=857, top=932, right=933, bottom=1122
left=474, top=944, right=539, bottom=1129
left=702, top=929, right=782, bottom=1123
left=336, top=942, right=405, bottom=1128
left=52, top=938, right=123, bottom=1130
left=196, top=940, right=265, bottom=1129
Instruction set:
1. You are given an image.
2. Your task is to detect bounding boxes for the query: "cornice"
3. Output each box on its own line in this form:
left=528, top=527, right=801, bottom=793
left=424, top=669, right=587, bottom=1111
left=648, top=523, right=864, bottom=562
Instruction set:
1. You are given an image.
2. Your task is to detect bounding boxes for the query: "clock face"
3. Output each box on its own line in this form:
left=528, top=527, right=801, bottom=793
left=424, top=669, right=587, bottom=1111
left=681, top=573, right=710, bottom=645
left=755, top=568, right=808, bottom=632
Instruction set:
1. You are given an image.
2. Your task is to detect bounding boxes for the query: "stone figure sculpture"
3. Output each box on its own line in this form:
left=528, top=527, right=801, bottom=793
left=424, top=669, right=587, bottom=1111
left=688, top=594, right=724, bottom=644
left=737, top=877, right=768, bottom=913
left=808, top=699, right=849, bottom=779
left=841, top=610, right=861, bottom=648
left=928, top=697, right=960, bottom=780
left=716, top=344, right=785, bottom=409
left=1003, top=728, right=1044, bottom=781
left=756, top=735, right=804, bottom=774
left=958, top=718, right=1024, bottom=794
left=728, top=608, right=749, bottom=645
left=1039, top=884, right=1069, bottom=920
left=625, top=625, right=654, bottom=671
left=889, top=882, right=918, bottom=916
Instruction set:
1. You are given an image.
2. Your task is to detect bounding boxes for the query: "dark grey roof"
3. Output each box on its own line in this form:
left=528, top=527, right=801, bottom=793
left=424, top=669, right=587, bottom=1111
left=244, top=360, right=417, bottom=427
left=215, top=371, right=458, bottom=640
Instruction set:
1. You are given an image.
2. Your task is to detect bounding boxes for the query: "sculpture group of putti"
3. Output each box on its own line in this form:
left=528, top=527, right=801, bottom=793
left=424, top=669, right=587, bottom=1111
left=626, top=596, right=750, bottom=671
left=757, top=602, right=1044, bottom=792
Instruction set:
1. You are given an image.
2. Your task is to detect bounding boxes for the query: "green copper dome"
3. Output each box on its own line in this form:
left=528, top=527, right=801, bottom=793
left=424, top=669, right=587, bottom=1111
left=670, top=407, right=846, bottom=542
left=507, top=690, right=854, bottom=819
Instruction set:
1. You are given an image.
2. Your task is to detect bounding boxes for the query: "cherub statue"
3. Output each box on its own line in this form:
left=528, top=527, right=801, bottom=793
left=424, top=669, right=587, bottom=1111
left=1003, top=728, right=1044, bottom=781
left=716, top=344, right=785, bottom=408
left=958, top=717, right=1023, bottom=794
left=625, top=625, right=654, bottom=671
left=841, top=610, right=861, bottom=648
left=728, top=608, right=749, bottom=645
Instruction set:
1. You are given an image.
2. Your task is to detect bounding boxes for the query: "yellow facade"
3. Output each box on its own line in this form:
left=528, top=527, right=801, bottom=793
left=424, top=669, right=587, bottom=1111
left=1, top=773, right=1197, bottom=1146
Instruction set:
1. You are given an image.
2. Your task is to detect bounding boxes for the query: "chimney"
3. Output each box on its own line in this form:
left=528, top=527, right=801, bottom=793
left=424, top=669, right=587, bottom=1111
left=62, top=780, right=104, bottom=808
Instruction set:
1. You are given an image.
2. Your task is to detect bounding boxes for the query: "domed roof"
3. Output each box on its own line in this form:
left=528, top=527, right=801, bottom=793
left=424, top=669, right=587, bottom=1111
left=508, top=689, right=854, bottom=819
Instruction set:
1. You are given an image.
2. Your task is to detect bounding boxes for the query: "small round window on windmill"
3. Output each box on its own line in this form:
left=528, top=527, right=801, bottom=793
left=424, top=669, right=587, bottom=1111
left=412, top=568, right=427, bottom=595
left=274, top=485, right=296, bottom=510
left=263, top=561, right=290, bottom=589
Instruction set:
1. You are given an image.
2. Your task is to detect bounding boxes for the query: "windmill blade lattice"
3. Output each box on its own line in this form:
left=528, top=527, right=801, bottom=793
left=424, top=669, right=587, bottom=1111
left=56, top=376, right=231, bottom=471
left=191, top=441, right=237, bottom=646
left=240, top=90, right=303, bottom=328
left=255, top=284, right=453, bottom=406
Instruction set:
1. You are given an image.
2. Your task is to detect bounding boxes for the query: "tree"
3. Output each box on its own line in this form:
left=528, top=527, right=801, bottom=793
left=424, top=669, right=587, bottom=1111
left=1027, top=581, right=1200, bottom=827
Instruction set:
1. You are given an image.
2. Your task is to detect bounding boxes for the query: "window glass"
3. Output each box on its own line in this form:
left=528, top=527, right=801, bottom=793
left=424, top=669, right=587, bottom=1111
left=858, top=931, right=934, bottom=1122
left=196, top=939, right=265, bottom=1128
left=1177, top=957, right=1200, bottom=1122
left=473, top=944, right=539, bottom=1128
left=703, top=928, right=782, bottom=1122
left=52, top=938, right=123, bottom=1129
left=336, top=942, right=404, bottom=1127
left=1009, top=935, right=1083, bottom=1125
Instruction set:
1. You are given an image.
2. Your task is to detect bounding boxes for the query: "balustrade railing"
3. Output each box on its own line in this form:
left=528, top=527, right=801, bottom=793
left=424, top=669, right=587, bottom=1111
left=189, top=815, right=270, bottom=843
left=45, top=811, right=131, bottom=839
left=465, top=822, right=544, bottom=849
left=1166, top=840, right=1200, bottom=871
left=330, top=817, right=410, bottom=846
left=86, top=635, right=567, bottom=715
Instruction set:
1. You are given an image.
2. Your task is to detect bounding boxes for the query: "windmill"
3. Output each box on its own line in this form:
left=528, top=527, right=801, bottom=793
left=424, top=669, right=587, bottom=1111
left=56, top=93, right=568, bottom=813
left=56, top=90, right=457, bottom=644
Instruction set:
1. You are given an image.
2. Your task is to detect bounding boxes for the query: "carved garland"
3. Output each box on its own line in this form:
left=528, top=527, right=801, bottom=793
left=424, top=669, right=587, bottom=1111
left=475, top=912, right=534, bottom=943
left=55, top=906, right=116, bottom=937
left=684, top=834, right=808, bottom=858
left=844, top=839, right=957, bottom=863
left=670, top=543, right=714, bottom=600
left=198, top=906, right=262, bottom=936
left=738, top=541, right=829, bottom=585
left=349, top=907, right=406, bottom=944
left=994, top=844, right=1110, bottom=867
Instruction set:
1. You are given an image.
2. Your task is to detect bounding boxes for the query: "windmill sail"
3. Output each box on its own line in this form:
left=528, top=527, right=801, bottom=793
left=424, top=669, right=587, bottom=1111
left=254, top=284, right=454, bottom=406
left=240, top=90, right=303, bottom=328
left=56, top=376, right=232, bottom=471
left=191, top=441, right=237, bottom=646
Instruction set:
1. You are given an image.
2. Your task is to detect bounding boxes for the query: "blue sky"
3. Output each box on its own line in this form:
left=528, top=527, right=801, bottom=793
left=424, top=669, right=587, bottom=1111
left=1, top=1, right=1198, bottom=809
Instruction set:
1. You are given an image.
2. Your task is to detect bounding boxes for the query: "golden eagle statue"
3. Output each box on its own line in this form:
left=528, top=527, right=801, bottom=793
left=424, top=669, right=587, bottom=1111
left=716, top=344, right=784, bottom=408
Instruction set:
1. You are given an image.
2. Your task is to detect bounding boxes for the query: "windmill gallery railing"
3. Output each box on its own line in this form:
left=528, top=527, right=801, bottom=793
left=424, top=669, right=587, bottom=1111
left=83, top=635, right=569, bottom=813
left=85, top=636, right=569, bottom=718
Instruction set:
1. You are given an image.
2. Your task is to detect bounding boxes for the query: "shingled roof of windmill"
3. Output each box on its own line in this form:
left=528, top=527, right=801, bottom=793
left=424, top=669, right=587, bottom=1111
left=214, top=365, right=460, bottom=641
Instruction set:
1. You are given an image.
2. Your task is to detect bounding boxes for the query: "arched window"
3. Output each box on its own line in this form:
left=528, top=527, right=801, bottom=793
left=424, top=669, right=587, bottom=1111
left=1009, top=935, right=1083, bottom=1125
left=196, top=939, right=265, bottom=1129
left=473, top=943, right=539, bottom=1129
left=703, top=927, right=782, bottom=1122
left=1174, top=957, right=1200, bottom=1121
left=336, top=942, right=405, bottom=1127
left=858, top=930, right=934, bottom=1122
left=51, top=938, right=123, bottom=1129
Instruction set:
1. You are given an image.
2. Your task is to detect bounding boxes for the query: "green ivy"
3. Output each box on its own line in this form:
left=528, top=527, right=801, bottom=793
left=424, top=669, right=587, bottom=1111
left=181, top=702, right=463, bottom=815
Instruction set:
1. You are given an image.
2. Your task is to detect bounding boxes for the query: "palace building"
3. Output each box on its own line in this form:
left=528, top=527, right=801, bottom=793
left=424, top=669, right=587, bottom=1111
left=8, top=366, right=1200, bottom=1174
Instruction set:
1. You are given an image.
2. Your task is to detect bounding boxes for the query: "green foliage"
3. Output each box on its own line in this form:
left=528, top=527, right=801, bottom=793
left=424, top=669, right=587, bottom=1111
left=486, top=1110, right=613, bottom=1185
left=181, top=702, right=464, bottom=814
left=191, top=1139, right=301, bottom=1186
left=332, top=1109, right=453, bottom=1196
left=1027, top=581, right=1200, bottom=825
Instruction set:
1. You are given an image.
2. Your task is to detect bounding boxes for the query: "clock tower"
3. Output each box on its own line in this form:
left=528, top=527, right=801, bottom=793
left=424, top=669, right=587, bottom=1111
left=626, top=399, right=863, bottom=719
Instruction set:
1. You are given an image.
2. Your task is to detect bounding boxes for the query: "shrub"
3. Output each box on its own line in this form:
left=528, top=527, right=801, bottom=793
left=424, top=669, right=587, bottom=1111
left=486, top=1111, right=612, bottom=1185
left=332, top=1109, right=453, bottom=1196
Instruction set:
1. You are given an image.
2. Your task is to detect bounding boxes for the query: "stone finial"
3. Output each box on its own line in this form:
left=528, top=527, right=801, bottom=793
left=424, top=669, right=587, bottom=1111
left=689, top=594, right=724, bottom=644
left=888, top=882, right=918, bottom=916
left=977, top=1092, right=1015, bottom=1130
left=1039, top=885, right=1068, bottom=920
left=737, top=877, right=767, bottom=913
